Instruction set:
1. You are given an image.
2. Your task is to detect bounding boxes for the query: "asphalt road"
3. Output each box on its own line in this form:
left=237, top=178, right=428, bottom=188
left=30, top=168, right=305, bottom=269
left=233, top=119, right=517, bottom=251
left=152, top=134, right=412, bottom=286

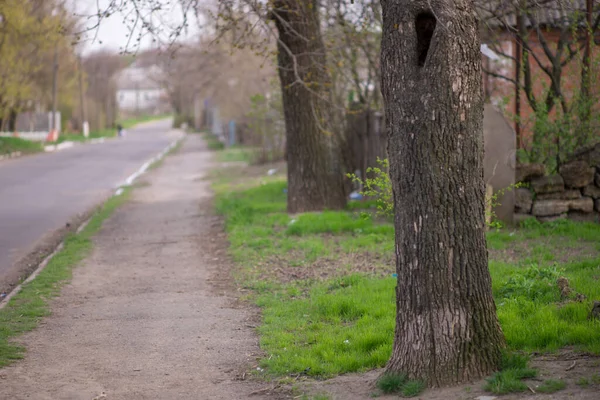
left=0, top=119, right=178, bottom=285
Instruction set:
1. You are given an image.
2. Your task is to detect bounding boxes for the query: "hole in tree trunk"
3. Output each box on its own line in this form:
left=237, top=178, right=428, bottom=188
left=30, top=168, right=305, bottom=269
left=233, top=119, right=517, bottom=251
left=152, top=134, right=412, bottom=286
left=415, top=12, right=436, bottom=67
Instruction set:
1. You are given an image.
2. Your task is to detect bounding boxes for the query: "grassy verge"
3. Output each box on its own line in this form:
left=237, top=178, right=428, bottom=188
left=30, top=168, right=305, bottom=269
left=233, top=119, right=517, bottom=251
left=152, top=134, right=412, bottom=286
left=194, top=130, right=254, bottom=163
left=56, top=128, right=116, bottom=144
left=122, top=114, right=171, bottom=129
left=216, top=145, right=254, bottom=163
left=0, top=189, right=130, bottom=367
left=0, top=137, right=43, bottom=155
left=212, top=161, right=600, bottom=386
left=203, top=132, right=225, bottom=151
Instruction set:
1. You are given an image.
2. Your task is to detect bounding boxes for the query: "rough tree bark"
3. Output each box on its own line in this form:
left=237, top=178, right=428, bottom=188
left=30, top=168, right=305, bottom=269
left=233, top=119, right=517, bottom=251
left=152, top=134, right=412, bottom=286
left=271, top=0, right=347, bottom=213
left=380, top=0, right=505, bottom=386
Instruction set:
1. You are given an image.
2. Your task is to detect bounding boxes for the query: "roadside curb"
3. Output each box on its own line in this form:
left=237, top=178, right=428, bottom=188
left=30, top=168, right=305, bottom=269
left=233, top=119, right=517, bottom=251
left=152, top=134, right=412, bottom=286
left=0, top=140, right=76, bottom=164
left=44, top=141, right=75, bottom=153
left=0, top=151, right=23, bottom=162
left=89, top=138, right=107, bottom=145
left=114, top=135, right=184, bottom=195
left=0, top=136, right=184, bottom=310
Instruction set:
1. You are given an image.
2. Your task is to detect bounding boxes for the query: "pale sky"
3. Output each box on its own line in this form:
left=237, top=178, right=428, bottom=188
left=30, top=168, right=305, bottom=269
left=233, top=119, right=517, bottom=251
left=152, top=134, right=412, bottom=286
left=74, top=0, right=201, bottom=55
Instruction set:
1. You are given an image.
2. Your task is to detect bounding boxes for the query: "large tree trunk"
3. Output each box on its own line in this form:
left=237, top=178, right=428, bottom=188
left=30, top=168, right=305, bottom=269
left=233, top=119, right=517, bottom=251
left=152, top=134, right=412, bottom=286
left=271, top=0, right=347, bottom=213
left=8, top=108, right=17, bottom=132
left=381, top=0, right=505, bottom=386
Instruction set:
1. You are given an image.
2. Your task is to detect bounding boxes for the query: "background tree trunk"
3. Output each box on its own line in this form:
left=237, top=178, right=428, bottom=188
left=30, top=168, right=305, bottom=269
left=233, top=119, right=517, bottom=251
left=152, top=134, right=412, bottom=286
left=381, top=0, right=505, bottom=386
left=8, top=109, right=17, bottom=132
left=271, top=0, right=347, bottom=213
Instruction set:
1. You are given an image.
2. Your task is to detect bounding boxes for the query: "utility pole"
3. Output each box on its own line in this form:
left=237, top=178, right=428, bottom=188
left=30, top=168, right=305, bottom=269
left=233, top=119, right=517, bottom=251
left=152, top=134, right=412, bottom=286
left=51, top=44, right=59, bottom=133
left=78, top=56, right=89, bottom=137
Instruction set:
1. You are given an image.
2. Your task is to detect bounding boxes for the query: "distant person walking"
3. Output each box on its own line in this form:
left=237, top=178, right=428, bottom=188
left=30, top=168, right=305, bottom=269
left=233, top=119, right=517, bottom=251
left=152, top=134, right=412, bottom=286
left=117, top=124, right=125, bottom=138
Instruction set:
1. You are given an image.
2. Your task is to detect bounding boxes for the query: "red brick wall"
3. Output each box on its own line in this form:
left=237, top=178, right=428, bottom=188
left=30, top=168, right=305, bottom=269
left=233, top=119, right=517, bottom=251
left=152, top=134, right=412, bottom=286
left=484, top=30, right=600, bottom=150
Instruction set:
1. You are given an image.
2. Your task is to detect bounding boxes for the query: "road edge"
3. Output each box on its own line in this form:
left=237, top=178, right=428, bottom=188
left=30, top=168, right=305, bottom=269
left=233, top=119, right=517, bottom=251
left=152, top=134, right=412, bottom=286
left=0, top=136, right=185, bottom=310
left=0, top=117, right=174, bottom=165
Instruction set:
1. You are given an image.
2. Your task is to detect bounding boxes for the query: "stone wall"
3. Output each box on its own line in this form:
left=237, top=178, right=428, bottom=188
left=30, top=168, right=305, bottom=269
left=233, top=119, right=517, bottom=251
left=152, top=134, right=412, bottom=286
left=515, top=143, right=600, bottom=223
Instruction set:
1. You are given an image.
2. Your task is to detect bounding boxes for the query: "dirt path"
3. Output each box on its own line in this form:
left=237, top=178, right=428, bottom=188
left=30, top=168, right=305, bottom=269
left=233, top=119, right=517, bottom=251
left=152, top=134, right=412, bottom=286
left=0, top=135, right=281, bottom=399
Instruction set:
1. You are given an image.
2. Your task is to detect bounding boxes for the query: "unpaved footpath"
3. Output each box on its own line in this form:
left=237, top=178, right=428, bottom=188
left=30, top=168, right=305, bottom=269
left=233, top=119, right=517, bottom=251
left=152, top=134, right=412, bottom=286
left=0, top=135, right=280, bottom=399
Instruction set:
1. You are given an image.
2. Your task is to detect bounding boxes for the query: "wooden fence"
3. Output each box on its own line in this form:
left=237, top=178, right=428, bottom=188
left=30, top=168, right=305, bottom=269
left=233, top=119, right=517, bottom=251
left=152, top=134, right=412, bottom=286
left=346, top=104, right=387, bottom=181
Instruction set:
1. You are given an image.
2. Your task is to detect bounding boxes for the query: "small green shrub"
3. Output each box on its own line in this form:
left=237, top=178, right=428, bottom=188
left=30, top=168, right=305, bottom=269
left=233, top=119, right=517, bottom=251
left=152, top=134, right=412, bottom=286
left=485, top=352, right=538, bottom=394
left=520, top=217, right=543, bottom=229
left=487, top=183, right=523, bottom=229
left=348, top=158, right=521, bottom=229
left=376, top=372, right=407, bottom=394
left=206, top=137, right=225, bottom=150
left=286, top=211, right=374, bottom=236
left=0, top=137, right=43, bottom=155
left=576, top=377, right=590, bottom=387
left=401, top=380, right=425, bottom=397
left=536, top=379, right=566, bottom=393
left=485, top=368, right=537, bottom=394
left=172, top=113, right=193, bottom=128
left=217, top=147, right=253, bottom=163
left=497, top=265, right=563, bottom=303
left=375, top=373, right=424, bottom=397
left=347, top=158, right=393, bottom=219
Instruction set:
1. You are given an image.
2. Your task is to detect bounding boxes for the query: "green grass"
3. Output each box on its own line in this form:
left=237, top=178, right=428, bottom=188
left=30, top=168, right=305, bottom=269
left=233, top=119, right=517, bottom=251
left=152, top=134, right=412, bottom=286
left=536, top=379, right=566, bottom=393
left=122, top=114, right=171, bottom=129
left=401, top=380, right=426, bottom=397
left=215, top=180, right=394, bottom=287
left=0, top=137, right=43, bottom=155
left=375, top=372, right=424, bottom=397
left=56, top=128, right=115, bottom=144
left=484, top=368, right=536, bottom=394
left=203, top=132, right=225, bottom=150
left=249, top=260, right=600, bottom=378
left=483, top=352, right=538, bottom=394
left=576, top=377, right=590, bottom=387
left=217, top=146, right=253, bottom=163
left=487, top=218, right=600, bottom=250
left=492, top=258, right=600, bottom=354
left=0, top=189, right=130, bottom=367
left=287, top=212, right=392, bottom=236
left=213, top=170, right=600, bottom=382
left=256, top=275, right=394, bottom=377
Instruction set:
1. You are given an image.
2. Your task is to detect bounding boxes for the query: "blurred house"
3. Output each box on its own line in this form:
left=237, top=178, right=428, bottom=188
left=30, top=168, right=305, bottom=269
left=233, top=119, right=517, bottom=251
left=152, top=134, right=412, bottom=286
left=115, top=63, right=170, bottom=116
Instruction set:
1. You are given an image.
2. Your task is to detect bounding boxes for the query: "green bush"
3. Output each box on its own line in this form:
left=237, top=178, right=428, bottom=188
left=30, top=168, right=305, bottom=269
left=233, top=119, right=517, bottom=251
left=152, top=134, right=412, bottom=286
left=376, top=372, right=407, bottom=394
left=536, top=379, right=566, bottom=393
left=348, top=158, right=520, bottom=228
left=485, top=352, right=538, bottom=394
left=497, top=265, right=563, bottom=303
left=347, top=158, right=393, bottom=219
left=172, top=113, right=193, bottom=129
left=0, top=137, right=43, bottom=155
left=203, top=133, right=225, bottom=150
